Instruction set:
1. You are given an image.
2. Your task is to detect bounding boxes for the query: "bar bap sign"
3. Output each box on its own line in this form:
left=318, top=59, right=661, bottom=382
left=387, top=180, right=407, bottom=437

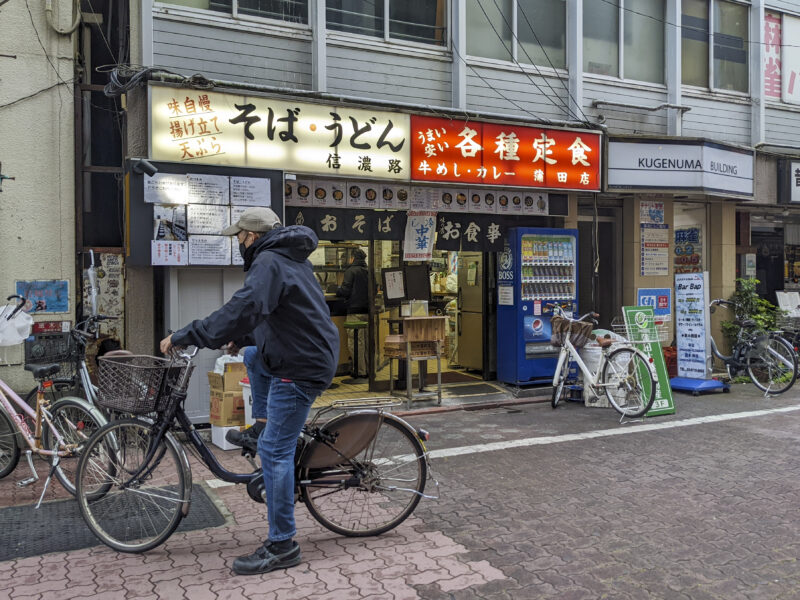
left=607, top=139, right=753, bottom=197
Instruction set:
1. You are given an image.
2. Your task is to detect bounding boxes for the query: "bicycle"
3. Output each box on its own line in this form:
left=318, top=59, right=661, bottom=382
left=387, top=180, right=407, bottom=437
left=549, top=304, right=657, bottom=420
left=708, top=299, right=797, bottom=395
left=0, top=362, right=107, bottom=505
left=75, top=347, right=437, bottom=553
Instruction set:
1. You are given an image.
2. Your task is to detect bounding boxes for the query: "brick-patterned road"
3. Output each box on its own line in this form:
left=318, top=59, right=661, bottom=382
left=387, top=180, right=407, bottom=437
left=3, top=384, right=800, bottom=599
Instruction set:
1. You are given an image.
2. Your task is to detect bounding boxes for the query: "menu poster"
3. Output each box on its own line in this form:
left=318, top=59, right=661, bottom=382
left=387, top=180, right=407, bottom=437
left=295, top=179, right=312, bottom=206
left=508, top=192, right=524, bottom=214
left=151, top=240, right=188, bottom=266
left=394, top=186, right=411, bottom=210
left=675, top=272, right=711, bottom=379
left=312, top=181, right=333, bottom=207
left=231, top=238, right=244, bottom=267
left=384, top=270, right=405, bottom=301
left=496, top=190, right=513, bottom=214
left=189, top=235, right=232, bottom=265
left=330, top=181, right=347, bottom=208
left=284, top=180, right=296, bottom=206
left=187, top=174, right=230, bottom=205
left=231, top=176, right=271, bottom=207
left=364, top=185, right=380, bottom=210
left=144, top=173, right=188, bottom=205
left=411, top=187, right=436, bottom=210
left=523, top=192, right=549, bottom=215
left=379, top=185, right=397, bottom=209
left=641, top=223, right=670, bottom=276
left=482, top=190, right=499, bottom=214
left=231, top=205, right=249, bottom=226
left=346, top=182, right=366, bottom=208
left=187, top=204, right=230, bottom=235
left=153, top=205, right=187, bottom=241
left=403, top=210, right=437, bottom=261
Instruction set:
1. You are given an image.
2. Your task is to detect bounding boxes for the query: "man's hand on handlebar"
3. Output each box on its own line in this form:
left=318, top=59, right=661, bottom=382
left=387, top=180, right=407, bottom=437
left=160, top=334, right=175, bottom=355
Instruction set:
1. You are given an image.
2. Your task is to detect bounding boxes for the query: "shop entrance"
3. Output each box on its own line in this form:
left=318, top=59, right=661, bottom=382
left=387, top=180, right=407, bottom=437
left=752, top=225, right=785, bottom=304
left=577, top=210, right=621, bottom=329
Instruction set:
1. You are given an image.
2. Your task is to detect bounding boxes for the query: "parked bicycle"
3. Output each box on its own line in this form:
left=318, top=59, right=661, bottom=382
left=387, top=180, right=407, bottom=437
left=708, top=299, right=797, bottom=395
left=0, top=361, right=107, bottom=504
left=549, top=304, right=657, bottom=419
left=75, top=347, right=437, bottom=553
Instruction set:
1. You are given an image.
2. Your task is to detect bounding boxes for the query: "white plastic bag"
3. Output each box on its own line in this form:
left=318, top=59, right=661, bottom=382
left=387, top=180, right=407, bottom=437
left=0, top=305, right=33, bottom=346
left=214, top=353, right=244, bottom=374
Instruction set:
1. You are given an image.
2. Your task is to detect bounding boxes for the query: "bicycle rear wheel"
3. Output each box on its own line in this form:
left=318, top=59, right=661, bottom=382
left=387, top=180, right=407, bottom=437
left=0, top=409, right=20, bottom=479
left=747, top=335, right=797, bottom=395
left=43, top=397, right=106, bottom=496
left=301, top=413, right=427, bottom=537
left=601, top=347, right=656, bottom=418
left=76, top=418, right=190, bottom=553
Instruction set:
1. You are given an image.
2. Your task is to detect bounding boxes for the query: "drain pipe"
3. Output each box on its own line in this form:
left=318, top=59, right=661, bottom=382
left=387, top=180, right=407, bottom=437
left=45, top=0, right=81, bottom=35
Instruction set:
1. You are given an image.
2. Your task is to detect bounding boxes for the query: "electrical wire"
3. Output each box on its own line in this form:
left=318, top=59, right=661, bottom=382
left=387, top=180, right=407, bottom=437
left=0, top=79, right=74, bottom=110
left=514, top=0, right=592, bottom=123
left=480, top=0, right=585, bottom=123
left=473, top=0, right=572, bottom=123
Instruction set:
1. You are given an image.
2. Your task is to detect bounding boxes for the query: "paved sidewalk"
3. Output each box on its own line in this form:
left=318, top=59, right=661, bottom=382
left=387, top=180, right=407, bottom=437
left=1, top=381, right=798, bottom=599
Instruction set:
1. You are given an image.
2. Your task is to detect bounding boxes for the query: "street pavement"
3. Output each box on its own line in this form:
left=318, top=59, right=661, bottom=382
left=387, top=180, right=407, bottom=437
left=2, top=383, right=800, bottom=599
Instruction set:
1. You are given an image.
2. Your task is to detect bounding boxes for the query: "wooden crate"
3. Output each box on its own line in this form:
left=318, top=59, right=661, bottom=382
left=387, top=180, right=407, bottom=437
left=402, top=316, right=447, bottom=343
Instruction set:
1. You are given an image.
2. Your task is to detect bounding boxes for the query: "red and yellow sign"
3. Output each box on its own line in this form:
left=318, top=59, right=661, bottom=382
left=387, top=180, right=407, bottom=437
left=410, top=115, right=601, bottom=191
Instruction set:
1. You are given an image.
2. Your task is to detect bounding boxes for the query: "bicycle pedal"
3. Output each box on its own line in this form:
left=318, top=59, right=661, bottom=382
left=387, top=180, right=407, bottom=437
left=17, top=477, right=36, bottom=487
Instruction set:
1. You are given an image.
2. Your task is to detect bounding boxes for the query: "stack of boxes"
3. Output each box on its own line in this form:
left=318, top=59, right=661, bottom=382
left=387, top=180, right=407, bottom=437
left=207, top=362, right=247, bottom=450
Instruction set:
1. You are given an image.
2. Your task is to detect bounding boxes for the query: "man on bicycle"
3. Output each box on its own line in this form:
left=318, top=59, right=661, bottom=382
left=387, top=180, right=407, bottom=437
left=160, top=206, right=339, bottom=576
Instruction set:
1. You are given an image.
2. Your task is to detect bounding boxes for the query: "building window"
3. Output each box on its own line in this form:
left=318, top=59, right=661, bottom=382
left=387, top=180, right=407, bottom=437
left=466, top=0, right=566, bottom=69
left=682, top=0, right=749, bottom=92
left=327, top=0, right=446, bottom=46
left=583, top=0, right=665, bottom=84
left=158, top=0, right=307, bottom=23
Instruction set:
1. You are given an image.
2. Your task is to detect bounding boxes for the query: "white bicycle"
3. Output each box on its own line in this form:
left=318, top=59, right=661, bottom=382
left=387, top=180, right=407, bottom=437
left=549, top=305, right=657, bottom=419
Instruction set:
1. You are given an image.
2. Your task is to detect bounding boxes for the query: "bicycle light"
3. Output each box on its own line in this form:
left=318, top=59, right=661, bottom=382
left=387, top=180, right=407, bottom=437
left=417, top=428, right=430, bottom=442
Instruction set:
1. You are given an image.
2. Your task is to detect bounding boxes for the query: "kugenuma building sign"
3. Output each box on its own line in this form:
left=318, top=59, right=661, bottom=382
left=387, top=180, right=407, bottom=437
left=607, top=139, right=754, bottom=197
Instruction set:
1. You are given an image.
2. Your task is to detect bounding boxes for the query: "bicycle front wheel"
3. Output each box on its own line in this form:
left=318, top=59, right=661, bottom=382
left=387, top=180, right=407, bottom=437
left=302, top=413, right=427, bottom=537
left=0, top=409, right=20, bottom=479
left=43, top=397, right=106, bottom=496
left=747, top=336, right=798, bottom=395
left=551, top=352, right=569, bottom=409
left=76, top=418, right=190, bottom=553
left=601, top=347, right=656, bottom=418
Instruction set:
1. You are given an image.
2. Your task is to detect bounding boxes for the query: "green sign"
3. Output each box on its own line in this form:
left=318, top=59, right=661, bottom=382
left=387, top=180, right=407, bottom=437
left=622, top=305, right=676, bottom=416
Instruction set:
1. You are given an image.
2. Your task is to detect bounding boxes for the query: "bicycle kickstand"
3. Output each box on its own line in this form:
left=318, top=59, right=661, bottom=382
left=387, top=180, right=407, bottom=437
left=35, top=456, right=60, bottom=509
left=16, top=450, right=39, bottom=488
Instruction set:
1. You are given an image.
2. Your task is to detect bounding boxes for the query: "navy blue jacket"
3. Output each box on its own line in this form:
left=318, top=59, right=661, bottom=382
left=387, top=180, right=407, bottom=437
left=172, top=226, right=339, bottom=392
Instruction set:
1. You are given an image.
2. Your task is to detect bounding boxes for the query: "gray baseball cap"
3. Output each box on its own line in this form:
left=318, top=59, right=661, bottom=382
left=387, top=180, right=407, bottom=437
left=221, top=207, right=281, bottom=235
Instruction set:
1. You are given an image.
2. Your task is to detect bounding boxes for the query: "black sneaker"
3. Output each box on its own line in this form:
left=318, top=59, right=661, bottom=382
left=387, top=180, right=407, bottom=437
left=232, top=541, right=301, bottom=576
left=225, top=422, right=264, bottom=453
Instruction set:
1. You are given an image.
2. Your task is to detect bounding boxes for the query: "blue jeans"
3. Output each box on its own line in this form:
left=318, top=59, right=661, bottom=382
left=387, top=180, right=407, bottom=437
left=257, top=378, right=318, bottom=542
left=243, top=346, right=269, bottom=421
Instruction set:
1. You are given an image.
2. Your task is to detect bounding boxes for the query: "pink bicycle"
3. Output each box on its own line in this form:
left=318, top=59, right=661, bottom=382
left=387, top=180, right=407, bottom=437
left=0, top=298, right=107, bottom=505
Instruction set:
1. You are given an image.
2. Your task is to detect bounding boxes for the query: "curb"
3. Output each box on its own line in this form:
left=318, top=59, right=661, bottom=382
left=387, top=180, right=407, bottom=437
left=394, top=393, right=551, bottom=417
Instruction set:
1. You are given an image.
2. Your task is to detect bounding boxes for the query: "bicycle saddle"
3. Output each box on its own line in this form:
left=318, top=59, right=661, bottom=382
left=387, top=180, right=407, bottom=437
left=24, top=363, right=61, bottom=379
left=734, top=319, right=757, bottom=329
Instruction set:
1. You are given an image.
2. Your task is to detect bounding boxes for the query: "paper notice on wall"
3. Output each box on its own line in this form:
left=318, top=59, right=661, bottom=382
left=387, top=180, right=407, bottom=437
left=189, top=235, right=232, bottom=265
left=231, top=238, right=244, bottom=267
left=187, top=204, right=230, bottom=235
left=186, top=174, right=230, bottom=205
left=144, top=173, right=188, bottom=204
left=231, top=176, right=271, bottom=206
left=230, top=205, right=249, bottom=226
left=640, top=223, right=670, bottom=276
left=640, top=200, right=665, bottom=224
left=153, top=204, right=187, bottom=241
left=498, top=285, right=513, bottom=305
left=151, top=240, right=188, bottom=266
left=403, top=211, right=437, bottom=261
left=384, top=270, right=405, bottom=301
left=411, top=187, right=436, bottom=210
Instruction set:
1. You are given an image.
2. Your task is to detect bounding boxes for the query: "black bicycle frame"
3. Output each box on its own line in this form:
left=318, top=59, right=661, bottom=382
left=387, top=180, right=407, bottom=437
left=174, top=409, right=252, bottom=484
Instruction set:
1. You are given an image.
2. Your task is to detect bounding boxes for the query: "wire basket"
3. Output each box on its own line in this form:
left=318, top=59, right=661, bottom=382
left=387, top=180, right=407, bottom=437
left=24, top=333, right=81, bottom=378
left=611, top=315, right=670, bottom=344
left=550, top=316, right=594, bottom=349
left=96, top=355, right=176, bottom=414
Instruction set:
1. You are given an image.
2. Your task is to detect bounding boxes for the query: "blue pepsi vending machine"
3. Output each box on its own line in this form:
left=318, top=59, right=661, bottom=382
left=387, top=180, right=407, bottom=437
left=497, top=227, right=579, bottom=385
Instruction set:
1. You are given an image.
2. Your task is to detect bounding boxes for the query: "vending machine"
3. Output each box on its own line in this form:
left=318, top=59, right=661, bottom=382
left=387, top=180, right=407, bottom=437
left=497, top=227, right=579, bottom=385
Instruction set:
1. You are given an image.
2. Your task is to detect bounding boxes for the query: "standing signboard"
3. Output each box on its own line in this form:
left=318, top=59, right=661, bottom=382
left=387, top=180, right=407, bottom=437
left=672, top=272, right=726, bottom=394
left=622, top=305, right=675, bottom=416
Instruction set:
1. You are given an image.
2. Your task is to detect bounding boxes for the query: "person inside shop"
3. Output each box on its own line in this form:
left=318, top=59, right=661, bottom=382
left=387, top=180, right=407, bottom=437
left=336, top=247, right=369, bottom=378
left=159, top=206, right=339, bottom=577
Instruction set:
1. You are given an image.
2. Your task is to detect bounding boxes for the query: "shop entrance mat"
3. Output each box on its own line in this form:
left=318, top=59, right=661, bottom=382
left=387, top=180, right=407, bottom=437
left=443, top=383, right=502, bottom=397
left=0, top=485, right=225, bottom=561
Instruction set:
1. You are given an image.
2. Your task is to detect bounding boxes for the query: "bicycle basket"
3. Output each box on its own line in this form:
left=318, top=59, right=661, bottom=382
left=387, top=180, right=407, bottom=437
left=550, top=316, right=594, bottom=349
left=96, top=355, right=173, bottom=414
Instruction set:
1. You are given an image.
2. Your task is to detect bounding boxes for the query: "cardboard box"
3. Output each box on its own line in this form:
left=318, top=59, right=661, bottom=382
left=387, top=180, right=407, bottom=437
left=207, top=361, right=247, bottom=392
left=211, top=425, right=241, bottom=451
left=209, top=389, right=245, bottom=427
